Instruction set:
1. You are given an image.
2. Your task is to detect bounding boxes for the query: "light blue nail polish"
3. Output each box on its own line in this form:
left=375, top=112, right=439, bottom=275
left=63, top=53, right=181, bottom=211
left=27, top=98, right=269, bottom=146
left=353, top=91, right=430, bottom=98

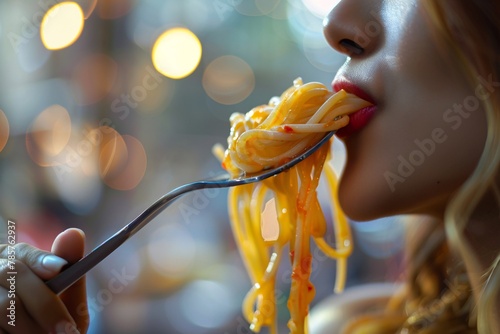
left=42, top=254, right=68, bottom=273
left=54, top=320, right=80, bottom=334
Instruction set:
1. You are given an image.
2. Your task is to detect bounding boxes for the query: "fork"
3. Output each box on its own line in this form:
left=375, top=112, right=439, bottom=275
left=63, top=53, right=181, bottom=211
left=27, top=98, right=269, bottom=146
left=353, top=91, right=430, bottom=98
left=46, top=132, right=334, bottom=294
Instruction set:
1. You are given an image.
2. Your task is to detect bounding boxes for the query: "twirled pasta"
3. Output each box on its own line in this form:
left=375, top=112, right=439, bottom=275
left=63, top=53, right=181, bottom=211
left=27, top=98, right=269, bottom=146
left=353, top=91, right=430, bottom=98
left=213, top=78, right=371, bottom=334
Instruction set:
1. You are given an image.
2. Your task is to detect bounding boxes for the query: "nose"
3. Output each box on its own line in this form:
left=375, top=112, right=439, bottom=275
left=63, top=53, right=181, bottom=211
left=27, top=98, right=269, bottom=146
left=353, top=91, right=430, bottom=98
left=323, top=0, right=383, bottom=57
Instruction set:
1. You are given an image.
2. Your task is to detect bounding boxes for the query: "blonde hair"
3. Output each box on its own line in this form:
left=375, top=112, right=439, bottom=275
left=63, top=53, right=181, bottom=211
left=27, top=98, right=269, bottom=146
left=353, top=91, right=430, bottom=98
left=344, top=1, right=500, bottom=333
left=425, top=1, right=500, bottom=333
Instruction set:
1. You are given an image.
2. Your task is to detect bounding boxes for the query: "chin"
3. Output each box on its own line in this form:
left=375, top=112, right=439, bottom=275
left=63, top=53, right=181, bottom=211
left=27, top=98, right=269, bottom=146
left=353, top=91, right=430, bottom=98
left=339, top=200, right=384, bottom=222
left=338, top=184, right=381, bottom=222
left=337, top=171, right=398, bottom=222
left=337, top=175, right=449, bottom=222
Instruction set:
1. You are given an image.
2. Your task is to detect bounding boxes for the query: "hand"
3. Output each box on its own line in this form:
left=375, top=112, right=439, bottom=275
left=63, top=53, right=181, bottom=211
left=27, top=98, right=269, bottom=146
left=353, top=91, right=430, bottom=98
left=0, top=228, right=89, bottom=334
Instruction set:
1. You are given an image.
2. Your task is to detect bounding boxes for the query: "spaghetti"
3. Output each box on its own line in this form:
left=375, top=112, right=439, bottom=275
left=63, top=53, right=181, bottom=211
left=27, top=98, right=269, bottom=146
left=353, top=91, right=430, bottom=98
left=213, top=78, right=371, bottom=334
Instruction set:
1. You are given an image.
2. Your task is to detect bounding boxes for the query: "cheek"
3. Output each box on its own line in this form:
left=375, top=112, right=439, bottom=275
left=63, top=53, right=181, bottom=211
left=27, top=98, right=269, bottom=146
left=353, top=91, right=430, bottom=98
left=337, top=100, right=487, bottom=221
left=337, top=119, right=401, bottom=221
left=336, top=0, right=489, bottom=221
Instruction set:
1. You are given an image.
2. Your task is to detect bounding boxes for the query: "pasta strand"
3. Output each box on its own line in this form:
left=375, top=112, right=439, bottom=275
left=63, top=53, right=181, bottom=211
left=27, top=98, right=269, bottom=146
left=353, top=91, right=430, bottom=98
left=216, top=78, right=371, bottom=333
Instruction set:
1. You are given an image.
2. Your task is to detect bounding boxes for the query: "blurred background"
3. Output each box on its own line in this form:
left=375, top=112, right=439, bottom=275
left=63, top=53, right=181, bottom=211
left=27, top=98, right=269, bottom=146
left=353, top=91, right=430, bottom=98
left=0, top=0, right=407, bottom=333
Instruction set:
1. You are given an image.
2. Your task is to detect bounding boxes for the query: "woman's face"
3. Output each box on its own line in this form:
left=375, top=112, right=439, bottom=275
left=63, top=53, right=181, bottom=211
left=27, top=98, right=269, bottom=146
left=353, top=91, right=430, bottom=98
left=324, top=0, right=488, bottom=221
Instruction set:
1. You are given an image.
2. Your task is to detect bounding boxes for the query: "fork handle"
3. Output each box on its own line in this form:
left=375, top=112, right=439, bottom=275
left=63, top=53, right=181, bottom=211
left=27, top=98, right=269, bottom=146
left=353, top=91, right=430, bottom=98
left=45, top=181, right=205, bottom=294
left=45, top=228, right=129, bottom=294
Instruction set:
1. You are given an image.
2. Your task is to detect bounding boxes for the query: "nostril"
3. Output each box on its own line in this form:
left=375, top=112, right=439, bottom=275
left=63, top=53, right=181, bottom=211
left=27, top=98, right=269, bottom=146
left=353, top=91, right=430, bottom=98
left=339, top=39, right=364, bottom=56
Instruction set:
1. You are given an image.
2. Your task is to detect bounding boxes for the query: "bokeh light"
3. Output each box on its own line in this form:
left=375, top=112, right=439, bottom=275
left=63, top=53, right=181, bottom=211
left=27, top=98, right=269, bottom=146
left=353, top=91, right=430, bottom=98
left=0, top=109, right=9, bottom=153
left=352, top=216, right=406, bottom=259
left=288, top=0, right=325, bottom=39
left=51, top=161, right=103, bottom=215
left=73, top=0, right=99, bottom=18
left=26, top=105, right=72, bottom=166
left=98, top=127, right=128, bottom=179
left=202, top=56, right=255, bottom=105
left=99, top=131, right=147, bottom=191
left=40, top=2, right=85, bottom=50
left=265, top=0, right=289, bottom=20
left=147, top=224, right=197, bottom=278
left=106, top=299, right=148, bottom=334
left=180, top=280, right=235, bottom=329
left=301, top=0, right=341, bottom=18
left=287, top=0, right=344, bottom=73
left=0, top=1, right=393, bottom=332
left=302, top=31, right=343, bottom=72
left=152, top=28, right=202, bottom=79
left=72, top=53, right=118, bottom=105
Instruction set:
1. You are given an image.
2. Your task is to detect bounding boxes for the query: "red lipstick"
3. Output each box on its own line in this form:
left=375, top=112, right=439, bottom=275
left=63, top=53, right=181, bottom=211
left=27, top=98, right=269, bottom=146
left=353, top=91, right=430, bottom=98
left=333, top=79, right=377, bottom=138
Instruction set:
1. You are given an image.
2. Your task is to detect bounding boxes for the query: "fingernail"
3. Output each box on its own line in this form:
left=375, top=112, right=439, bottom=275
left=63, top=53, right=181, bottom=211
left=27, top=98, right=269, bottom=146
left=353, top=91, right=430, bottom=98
left=54, top=320, right=80, bottom=334
left=41, top=254, right=68, bottom=274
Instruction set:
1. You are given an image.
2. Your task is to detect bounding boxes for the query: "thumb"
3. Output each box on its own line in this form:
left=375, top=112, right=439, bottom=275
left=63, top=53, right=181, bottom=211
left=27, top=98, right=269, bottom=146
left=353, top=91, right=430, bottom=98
left=52, top=228, right=90, bottom=333
left=51, top=228, right=86, bottom=263
left=0, top=243, right=67, bottom=281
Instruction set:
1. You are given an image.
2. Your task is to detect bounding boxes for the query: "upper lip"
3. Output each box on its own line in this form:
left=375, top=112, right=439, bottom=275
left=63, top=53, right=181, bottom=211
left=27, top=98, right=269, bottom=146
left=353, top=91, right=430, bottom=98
left=332, top=77, right=376, bottom=105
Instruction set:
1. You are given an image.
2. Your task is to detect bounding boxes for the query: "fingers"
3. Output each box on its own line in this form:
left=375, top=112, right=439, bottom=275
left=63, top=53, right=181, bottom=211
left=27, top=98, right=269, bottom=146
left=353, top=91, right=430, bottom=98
left=0, top=286, right=45, bottom=333
left=52, top=229, right=89, bottom=333
left=0, top=243, right=67, bottom=281
left=0, top=258, right=79, bottom=333
left=0, top=229, right=88, bottom=334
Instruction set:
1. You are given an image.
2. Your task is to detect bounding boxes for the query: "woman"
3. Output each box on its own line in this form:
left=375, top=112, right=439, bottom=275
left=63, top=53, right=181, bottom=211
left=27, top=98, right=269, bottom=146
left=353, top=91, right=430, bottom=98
left=311, top=0, right=499, bottom=333
left=1, top=0, right=498, bottom=333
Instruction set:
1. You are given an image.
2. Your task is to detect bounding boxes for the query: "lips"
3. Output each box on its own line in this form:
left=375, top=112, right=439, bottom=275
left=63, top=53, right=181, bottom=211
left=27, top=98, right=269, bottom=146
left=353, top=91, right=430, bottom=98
left=333, top=79, right=377, bottom=138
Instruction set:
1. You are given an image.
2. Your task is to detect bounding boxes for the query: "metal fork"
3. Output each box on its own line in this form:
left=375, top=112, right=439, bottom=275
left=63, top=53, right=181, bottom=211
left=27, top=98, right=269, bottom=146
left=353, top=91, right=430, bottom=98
left=46, top=132, right=334, bottom=294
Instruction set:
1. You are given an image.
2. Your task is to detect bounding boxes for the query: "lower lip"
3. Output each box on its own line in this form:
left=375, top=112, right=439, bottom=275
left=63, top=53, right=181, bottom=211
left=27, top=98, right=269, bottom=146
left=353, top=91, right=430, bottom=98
left=335, top=105, right=377, bottom=139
